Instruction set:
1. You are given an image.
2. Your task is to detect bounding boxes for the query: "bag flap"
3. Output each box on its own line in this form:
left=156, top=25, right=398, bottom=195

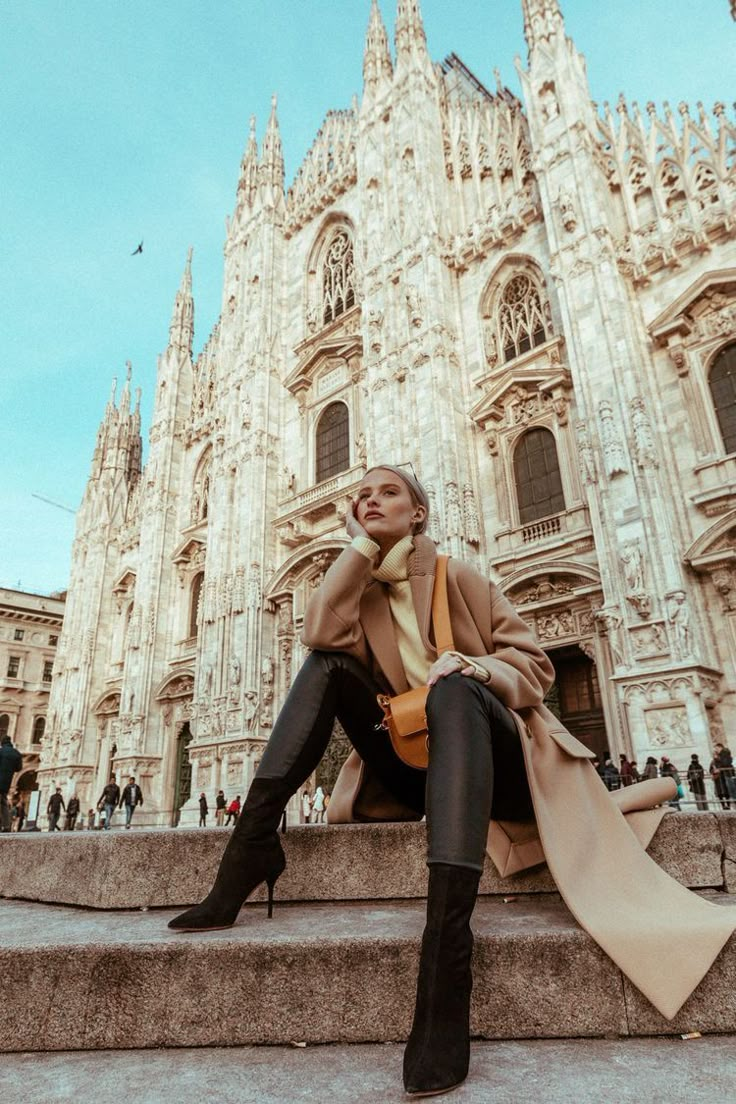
left=384, top=686, right=428, bottom=737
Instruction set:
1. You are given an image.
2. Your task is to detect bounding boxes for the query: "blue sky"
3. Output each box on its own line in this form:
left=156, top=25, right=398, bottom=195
left=1, top=0, right=732, bottom=594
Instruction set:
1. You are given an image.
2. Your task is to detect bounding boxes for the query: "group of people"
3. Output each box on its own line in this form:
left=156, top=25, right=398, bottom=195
left=301, top=785, right=329, bottom=823
left=592, top=744, right=736, bottom=811
left=44, top=773, right=144, bottom=832
left=196, top=787, right=332, bottom=828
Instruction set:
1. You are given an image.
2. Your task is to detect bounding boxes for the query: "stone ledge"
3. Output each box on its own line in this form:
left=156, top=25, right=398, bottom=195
left=0, top=812, right=728, bottom=910
left=0, top=812, right=723, bottom=905
left=0, top=895, right=734, bottom=1053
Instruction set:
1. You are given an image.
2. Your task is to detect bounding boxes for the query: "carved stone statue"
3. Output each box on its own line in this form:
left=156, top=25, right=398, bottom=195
left=666, top=590, right=692, bottom=660
left=229, top=655, right=242, bottom=704
left=243, top=689, right=259, bottom=731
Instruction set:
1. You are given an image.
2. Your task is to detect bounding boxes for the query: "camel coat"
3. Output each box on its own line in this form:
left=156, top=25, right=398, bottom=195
left=303, top=535, right=736, bottom=1021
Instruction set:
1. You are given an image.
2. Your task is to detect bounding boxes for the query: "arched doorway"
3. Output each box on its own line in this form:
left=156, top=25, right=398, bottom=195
left=173, top=722, right=193, bottom=826
left=546, top=645, right=608, bottom=760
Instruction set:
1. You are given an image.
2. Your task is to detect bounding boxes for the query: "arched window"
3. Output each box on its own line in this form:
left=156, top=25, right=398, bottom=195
left=32, top=717, right=46, bottom=744
left=189, top=572, right=204, bottom=639
left=514, top=428, right=565, bottom=525
left=322, top=231, right=355, bottom=325
left=316, top=402, right=350, bottom=483
left=499, top=274, right=547, bottom=362
left=710, top=343, right=736, bottom=456
left=0, top=715, right=9, bottom=739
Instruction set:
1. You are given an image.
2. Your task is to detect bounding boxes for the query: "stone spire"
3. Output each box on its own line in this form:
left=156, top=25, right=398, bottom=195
left=237, top=115, right=260, bottom=209
left=394, top=0, right=430, bottom=67
left=168, top=247, right=194, bottom=354
left=363, top=0, right=393, bottom=91
left=260, top=94, right=285, bottom=193
left=521, top=0, right=566, bottom=54
left=90, top=362, right=142, bottom=483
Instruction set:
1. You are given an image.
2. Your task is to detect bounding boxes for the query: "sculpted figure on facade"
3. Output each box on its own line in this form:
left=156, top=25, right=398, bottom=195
left=229, top=655, right=242, bottom=705
left=630, top=396, right=658, bottom=468
left=598, top=400, right=628, bottom=477
left=666, top=590, right=693, bottom=660
left=243, top=689, right=259, bottom=731
left=596, top=606, right=625, bottom=667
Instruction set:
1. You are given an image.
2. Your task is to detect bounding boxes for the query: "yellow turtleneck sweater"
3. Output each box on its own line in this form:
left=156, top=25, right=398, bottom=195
left=353, top=534, right=434, bottom=688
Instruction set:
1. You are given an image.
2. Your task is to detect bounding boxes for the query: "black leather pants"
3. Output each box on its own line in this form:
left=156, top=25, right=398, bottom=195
left=256, top=651, right=533, bottom=871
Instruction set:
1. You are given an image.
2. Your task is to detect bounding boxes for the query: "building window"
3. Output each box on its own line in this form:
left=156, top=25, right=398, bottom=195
left=43, top=660, right=54, bottom=683
left=513, top=427, right=566, bottom=525
left=322, top=231, right=355, bottom=325
left=316, top=402, right=350, bottom=483
left=32, top=716, right=46, bottom=744
left=13, top=629, right=24, bottom=641
left=709, top=343, right=736, bottom=456
left=49, top=634, right=58, bottom=646
left=0, top=715, right=8, bottom=739
left=499, top=274, right=547, bottom=363
left=189, top=572, right=204, bottom=639
left=7, top=656, right=20, bottom=679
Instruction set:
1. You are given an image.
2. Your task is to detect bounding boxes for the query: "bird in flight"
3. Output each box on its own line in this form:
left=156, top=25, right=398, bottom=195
left=131, top=241, right=143, bottom=255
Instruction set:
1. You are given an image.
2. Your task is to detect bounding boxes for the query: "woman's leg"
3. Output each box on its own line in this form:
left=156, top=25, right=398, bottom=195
left=169, top=651, right=422, bottom=931
left=404, top=674, right=531, bottom=1097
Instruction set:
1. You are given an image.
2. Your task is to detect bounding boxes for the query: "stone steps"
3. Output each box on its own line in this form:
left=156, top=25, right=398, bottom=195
left=2, top=893, right=735, bottom=1053
left=6, top=1037, right=736, bottom=1104
left=2, top=811, right=735, bottom=909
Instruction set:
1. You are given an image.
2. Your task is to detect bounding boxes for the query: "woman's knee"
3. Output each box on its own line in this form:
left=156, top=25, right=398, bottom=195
left=426, top=672, right=483, bottom=715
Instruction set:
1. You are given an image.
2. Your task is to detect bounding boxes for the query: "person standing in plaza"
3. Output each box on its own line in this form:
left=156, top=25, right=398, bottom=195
left=97, top=775, right=121, bottom=830
left=65, top=794, right=81, bottom=830
left=711, top=743, right=736, bottom=808
left=301, top=789, right=312, bottom=824
left=47, top=787, right=65, bottom=831
left=215, top=790, right=226, bottom=826
left=199, top=792, right=208, bottom=827
left=312, top=785, right=326, bottom=824
left=687, top=754, right=708, bottom=811
left=660, top=757, right=681, bottom=810
left=0, top=734, right=22, bottom=833
left=119, top=776, right=144, bottom=829
left=642, top=756, right=658, bottom=781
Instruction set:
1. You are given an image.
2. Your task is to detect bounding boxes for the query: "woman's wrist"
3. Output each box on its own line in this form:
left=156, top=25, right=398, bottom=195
left=351, top=535, right=380, bottom=559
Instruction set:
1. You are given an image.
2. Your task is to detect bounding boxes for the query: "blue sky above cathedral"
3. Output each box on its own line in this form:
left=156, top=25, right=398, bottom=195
left=1, top=0, right=732, bottom=593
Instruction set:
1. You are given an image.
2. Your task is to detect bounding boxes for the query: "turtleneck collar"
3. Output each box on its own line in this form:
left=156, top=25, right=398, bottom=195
left=372, top=535, right=415, bottom=584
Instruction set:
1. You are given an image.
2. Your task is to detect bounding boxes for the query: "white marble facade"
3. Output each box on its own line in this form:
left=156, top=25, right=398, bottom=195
left=39, top=1, right=736, bottom=825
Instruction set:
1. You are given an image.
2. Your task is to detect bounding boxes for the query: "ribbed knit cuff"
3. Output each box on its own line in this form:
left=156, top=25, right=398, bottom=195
left=351, top=535, right=380, bottom=560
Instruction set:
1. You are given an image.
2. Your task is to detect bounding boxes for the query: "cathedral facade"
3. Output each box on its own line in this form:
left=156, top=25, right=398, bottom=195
left=39, top=1, right=736, bottom=826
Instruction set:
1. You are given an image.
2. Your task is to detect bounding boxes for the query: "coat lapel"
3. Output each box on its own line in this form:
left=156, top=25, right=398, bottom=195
left=360, top=583, right=409, bottom=694
left=408, top=535, right=438, bottom=653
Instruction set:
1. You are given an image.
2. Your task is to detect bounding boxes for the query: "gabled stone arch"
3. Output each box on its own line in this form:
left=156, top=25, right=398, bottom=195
left=305, top=213, right=357, bottom=335
left=501, top=561, right=603, bottom=656
left=479, top=253, right=554, bottom=370
left=265, top=540, right=348, bottom=600
left=154, top=671, right=195, bottom=701
left=685, top=509, right=736, bottom=613
left=91, top=690, right=122, bottom=716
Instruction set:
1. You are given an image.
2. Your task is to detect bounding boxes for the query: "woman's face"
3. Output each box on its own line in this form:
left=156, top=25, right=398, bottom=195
left=355, top=468, right=425, bottom=543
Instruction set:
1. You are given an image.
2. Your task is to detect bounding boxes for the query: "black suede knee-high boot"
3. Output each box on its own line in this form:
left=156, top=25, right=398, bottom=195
left=403, top=863, right=482, bottom=1098
left=168, top=779, right=289, bottom=931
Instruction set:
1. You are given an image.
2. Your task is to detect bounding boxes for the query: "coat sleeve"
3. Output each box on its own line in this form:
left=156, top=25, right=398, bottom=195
left=301, top=541, right=378, bottom=662
left=472, top=582, right=556, bottom=711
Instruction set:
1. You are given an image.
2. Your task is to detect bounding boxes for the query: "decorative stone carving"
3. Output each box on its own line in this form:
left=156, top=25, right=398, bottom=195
left=462, top=484, right=480, bottom=545
left=367, top=308, right=383, bottom=355
left=558, top=189, right=577, bottom=232
left=666, top=590, right=693, bottom=660
left=630, top=396, right=658, bottom=468
left=426, top=485, right=442, bottom=545
left=576, top=421, right=598, bottom=485
left=232, top=565, right=246, bottom=614
left=481, top=318, right=498, bottom=368
left=645, top=706, right=692, bottom=748
left=247, top=564, right=262, bottom=611
left=710, top=567, right=736, bottom=611
left=631, top=623, right=668, bottom=657
left=405, top=285, right=423, bottom=329
left=537, top=609, right=576, bottom=640
left=620, top=540, right=645, bottom=592
left=243, top=689, right=259, bottom=731
left=229, top=655, right=241, bottom=705
left=598, top=400, right=628, bottom=477
left=445, top=481, right=462, bottom=538
left=595, top=606, right=625, bottom=667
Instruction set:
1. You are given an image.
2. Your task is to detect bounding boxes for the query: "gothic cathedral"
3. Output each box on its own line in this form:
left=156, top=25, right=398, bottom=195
left=40, top=2, right=736, bottom=825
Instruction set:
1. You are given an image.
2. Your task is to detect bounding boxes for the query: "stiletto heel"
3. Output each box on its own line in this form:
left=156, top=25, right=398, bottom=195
left=266, top=876, right=277, bottom=919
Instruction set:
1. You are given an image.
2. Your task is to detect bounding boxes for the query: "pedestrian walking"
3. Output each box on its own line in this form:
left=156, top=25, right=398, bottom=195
left=711, top=743, right=736, bottom=808
left=86, top=808, right=96, bottom=830
left=687, top=755, right=708, bottom=811
left=119, top=776, right=144, bottom=828
left=199, top=792, right=208, bottom=827
left=642, top=756, right=658, bottom=781
left=0, top=734, right=23, bottom=833
left=97, top=775, right=121, bottom=830
left=47, top=787, right=65, bottom=831
left=65, top=795, right=81, bottom=830
left=215, top=790, right=227, bottom=826
left=629, top=760, right=641, bottom=784
left=619, top=755, right=634, bottom=787
left=225, top=795, right=241, bottom=826
left=601, top=756, right=620, bottom=792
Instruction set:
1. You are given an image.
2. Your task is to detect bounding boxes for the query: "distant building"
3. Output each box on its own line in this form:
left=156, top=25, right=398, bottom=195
left=0, top=587, right=65, bottom=806
left=40, top=1, right=736, bottom=826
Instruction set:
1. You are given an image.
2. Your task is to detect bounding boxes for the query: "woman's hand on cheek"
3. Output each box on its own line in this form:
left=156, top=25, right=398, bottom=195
left=346, top=500, right=369, bottom=540
left=427, top=654, right=473, bottom=686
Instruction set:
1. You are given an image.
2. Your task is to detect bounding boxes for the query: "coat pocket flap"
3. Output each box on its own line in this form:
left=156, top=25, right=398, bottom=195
left=544, top=725, right=596, bottom=759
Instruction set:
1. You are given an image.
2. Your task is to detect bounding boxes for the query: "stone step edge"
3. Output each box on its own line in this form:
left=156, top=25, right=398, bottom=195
left=1, top=812, right=734, bottom=910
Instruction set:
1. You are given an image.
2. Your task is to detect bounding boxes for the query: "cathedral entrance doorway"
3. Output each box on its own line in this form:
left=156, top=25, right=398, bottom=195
left=545, top=645, right=608, bottom=760
left=172, top=722, right=193, bottom=826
